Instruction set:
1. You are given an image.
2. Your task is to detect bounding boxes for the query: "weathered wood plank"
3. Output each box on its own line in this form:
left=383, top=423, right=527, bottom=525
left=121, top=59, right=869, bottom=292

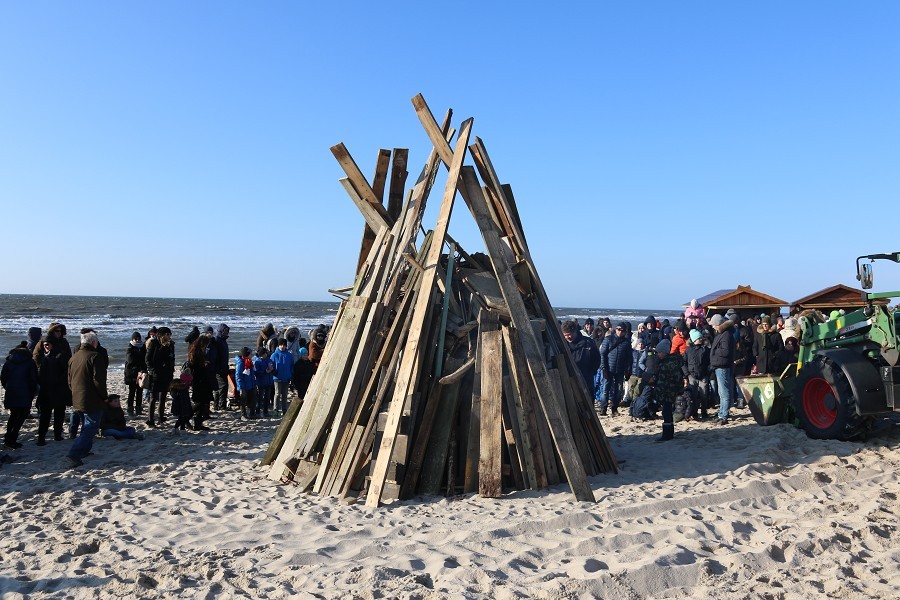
left=339, top=178, right=390, bottom=233
left=331, top=142, right=393, bottom=226
left=418, top=357, right=466, bottom=496
left=478, top=316, right=503, bottom=498
left=387, top=148, right=409, bottom=220
left=259, top=390, right=304, bottom=466
left=365, top=118, right=474, bottom=508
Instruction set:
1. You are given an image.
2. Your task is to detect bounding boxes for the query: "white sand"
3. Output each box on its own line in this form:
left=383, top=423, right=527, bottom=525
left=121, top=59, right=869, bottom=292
left=2, top=379, right=899, bottom=599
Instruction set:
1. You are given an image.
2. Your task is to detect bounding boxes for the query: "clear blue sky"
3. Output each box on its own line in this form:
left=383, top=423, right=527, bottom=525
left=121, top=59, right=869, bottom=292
left=1, top=2, right=898, bottom=309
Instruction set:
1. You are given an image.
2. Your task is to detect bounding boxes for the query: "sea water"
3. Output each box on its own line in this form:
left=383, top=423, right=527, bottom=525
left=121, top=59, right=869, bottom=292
left=0, top=294, right=684, bottom=370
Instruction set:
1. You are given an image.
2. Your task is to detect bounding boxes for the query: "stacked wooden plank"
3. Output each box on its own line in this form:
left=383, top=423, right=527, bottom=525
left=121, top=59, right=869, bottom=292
left=263, top=94, right=617, bottom=506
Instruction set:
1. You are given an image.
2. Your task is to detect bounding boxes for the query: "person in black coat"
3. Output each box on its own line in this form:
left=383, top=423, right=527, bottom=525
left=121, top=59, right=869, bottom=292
left=562, top=320, right=601, bottom=395
left=208, top=324, right=230, bottom=411
left=681, top=329, right=711, bottom=420
left=124, top=331, right=147, bottom=416
left=35, top=336, right=69, bottom=444
left=1, top=347, right=38, bottom=449
left=145, top=327, right=175, bottom=427
left=599, top=322, right=632, bottom=416
left=753, top=316, right=785, bottom=375
left=639, top=315, right=661, bottom=350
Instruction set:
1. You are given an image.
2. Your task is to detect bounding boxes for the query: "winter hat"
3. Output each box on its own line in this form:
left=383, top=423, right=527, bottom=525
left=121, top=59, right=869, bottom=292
left=725, top=308, right=738, bottom=319
left=690, top=299, right=698, bottom=309
left=644, top=315, right=656, bottom=326
left=584, top=318, right=594, bottom=327
left=131, top=331, right=141, bottom=342
left=157, top=326, right=172, bottom=336
left=148, top=326, right=158, bottom=336
left=656, top=339, right=672, bottom=355
left=617, top=321, right=629, bottom=331
left=761, top=316, right=771, bottom=326
left=709, top=314, right=725, bottom=327
left=298, top=346, right=309, bottom=359
left=689, top=329, right=702, bottom=343
left=241, top=346, right=252, bottom=357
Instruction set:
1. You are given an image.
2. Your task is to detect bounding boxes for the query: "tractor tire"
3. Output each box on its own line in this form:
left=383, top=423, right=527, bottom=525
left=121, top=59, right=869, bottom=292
left=793, top=355, right=863, bottom=440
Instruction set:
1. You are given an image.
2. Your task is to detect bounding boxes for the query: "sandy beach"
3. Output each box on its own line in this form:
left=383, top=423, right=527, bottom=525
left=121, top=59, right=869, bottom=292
left=1, top=376, right=898, bottom=599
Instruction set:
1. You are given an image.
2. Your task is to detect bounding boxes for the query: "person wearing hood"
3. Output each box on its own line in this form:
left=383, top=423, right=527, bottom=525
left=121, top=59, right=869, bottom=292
left=35, top=336, right=69, bottom=444
left=2, top=346, right=38, bottom=449
left=282, top=327, right=303, bottom=363
left=639, top=316, right=661, bottom=349
left=654, top=339, right=683, bottom=442
left=684, top=299, right=706, bottom=328
left=33, top=323, right=72, bottom=363
left=26, top=327, right=43, bottom=354
left=309, top=325, right=328, bottom=368
left=292, top=347, right=315, bottom=400
left=271, top=338, right=294, bottom=415
left=145, top=326, right=176, bottom=427
left=124, top=332, right=147, bottom=416
left=257, top=323, right=278, bottom=354
left=184, top=326, right=201, bottom=346
left=753, top=316, right=785, bottom=375
left=208, top=324, right=231, bottom=411
left=709, top=314, right=736, bottom=425
left=581, top=318, right=595, bottom=339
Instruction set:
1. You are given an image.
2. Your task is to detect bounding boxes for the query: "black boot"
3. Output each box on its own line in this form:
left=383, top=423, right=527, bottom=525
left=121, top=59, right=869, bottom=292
left=656, top=423, right=674, bottom=442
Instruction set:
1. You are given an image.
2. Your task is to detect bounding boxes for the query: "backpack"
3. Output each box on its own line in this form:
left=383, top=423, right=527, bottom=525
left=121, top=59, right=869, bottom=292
left=630, top=386, right=658, bottom=420
left=673, top=389, right=692, bottom=423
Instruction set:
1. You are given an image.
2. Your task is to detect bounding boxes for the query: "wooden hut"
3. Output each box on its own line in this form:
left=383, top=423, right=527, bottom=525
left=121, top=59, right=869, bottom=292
left=686, top=285, right=788, bottom=321
left=790, top=284, right=886, bottom=314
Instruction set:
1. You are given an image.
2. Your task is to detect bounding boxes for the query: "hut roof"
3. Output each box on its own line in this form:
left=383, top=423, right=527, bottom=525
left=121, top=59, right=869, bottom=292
left=684, top=285, right=788, bottom=310
left=791, top=284, right=885, bottom=309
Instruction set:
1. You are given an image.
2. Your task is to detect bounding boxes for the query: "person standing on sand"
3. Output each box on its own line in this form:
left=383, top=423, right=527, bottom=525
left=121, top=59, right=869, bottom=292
left=35, top=336, right=68, bottom=445
left=654, top=339, right=683, bottom=442
left=124, top=332, right=146, bottom=416
left=209, top=324, right=230, bottom=411
left=709, top=314, right=736, bottom=425
left=145, top=326, right=175, bottom=427
left=599, top=322, right=632, bottom=417
left=2, top=346, right=38, bottom=449
left=271, top=338, right=293, bottom=415
left=66, top=331, right=108, bottom=467
left=186, top=335, right=213, bottom=431
left=235, top=346, right=257, bottom=420
left=561, top=320, right=601, bottom=398
left=753, top=316, right=785, bottom=375
left=308, top=325, right=328, bottom=368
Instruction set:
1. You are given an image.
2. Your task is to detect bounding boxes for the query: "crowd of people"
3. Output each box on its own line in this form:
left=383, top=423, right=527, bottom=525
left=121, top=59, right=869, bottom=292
left=562, top=300, right=803, bottom=442
left=0, top=321, right=330, bottom=468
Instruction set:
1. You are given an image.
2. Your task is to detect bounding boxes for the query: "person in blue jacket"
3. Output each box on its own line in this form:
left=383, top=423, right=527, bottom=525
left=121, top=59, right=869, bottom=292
left=271, top=339, right=294, bottom=415
left=234, top=347, right=257, bottom=420
left=599, top=322, right=632, bottom=416
left=253, top=347, right=275, bottom=418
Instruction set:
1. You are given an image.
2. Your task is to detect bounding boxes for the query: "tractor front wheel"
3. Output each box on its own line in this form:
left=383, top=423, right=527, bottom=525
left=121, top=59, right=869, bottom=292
left=793, top=356, right=860, bottom=440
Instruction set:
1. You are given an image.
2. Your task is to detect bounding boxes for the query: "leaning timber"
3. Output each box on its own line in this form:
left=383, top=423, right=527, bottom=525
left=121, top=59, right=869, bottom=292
left=264, top=94, right=617, bottom=506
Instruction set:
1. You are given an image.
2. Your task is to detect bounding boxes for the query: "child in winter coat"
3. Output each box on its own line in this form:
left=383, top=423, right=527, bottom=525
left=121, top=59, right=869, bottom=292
left=253, top=347, right=275, bottom=418
left=682, top=329, right=711, bottom=420
left=235, top=347, right=257, bottom=419
left=271, top=339, right=293, bottom=415
left=100, top=395, right=145, bottom=440
left=170, top=372, right=194, bottom=431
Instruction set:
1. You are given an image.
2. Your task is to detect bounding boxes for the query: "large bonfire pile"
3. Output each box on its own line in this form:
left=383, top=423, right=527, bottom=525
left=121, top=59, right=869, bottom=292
left=263, top=94, right=617, bottom=507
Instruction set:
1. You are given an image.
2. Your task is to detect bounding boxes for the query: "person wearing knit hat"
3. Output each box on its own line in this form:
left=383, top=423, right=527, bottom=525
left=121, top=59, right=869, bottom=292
left=654, top=337, right=683, bottom=441
left=598, top=322, right=632, bottom=416
left=683, top=328, right=711, bottom=420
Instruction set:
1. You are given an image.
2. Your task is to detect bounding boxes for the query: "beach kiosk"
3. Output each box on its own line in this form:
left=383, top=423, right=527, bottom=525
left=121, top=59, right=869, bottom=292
left=686, top=285, right=788, bottom=322
left=790, top=284, right=887, bottom=314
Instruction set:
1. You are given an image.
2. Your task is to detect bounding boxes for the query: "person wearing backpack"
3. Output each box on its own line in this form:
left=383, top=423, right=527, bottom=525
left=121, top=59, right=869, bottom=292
left=654, top=339, right=683, bottom=442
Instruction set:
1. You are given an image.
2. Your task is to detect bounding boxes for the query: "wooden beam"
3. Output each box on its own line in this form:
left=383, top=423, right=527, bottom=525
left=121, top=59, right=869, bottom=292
left=339, top=178, right=390, bottom=233
left=365, top=117, right=474, bottom=507
left=331, top=143, right=394, bottom=228
left=478, top=314, right=503, bottom=498
left=387, top=148, right=409, bottom=220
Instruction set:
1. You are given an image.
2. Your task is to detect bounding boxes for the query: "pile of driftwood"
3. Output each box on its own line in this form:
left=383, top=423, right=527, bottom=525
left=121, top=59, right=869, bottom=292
left=262, top=94, right=617, bottom=506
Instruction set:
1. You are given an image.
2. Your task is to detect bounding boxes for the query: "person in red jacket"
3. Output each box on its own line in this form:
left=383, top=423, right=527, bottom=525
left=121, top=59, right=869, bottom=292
left=670, top=321, right=689, bottom=356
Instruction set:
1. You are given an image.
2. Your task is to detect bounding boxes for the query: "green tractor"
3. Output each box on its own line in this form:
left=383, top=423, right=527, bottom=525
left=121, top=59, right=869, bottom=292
left=738, top=252, right=900, bottom=440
